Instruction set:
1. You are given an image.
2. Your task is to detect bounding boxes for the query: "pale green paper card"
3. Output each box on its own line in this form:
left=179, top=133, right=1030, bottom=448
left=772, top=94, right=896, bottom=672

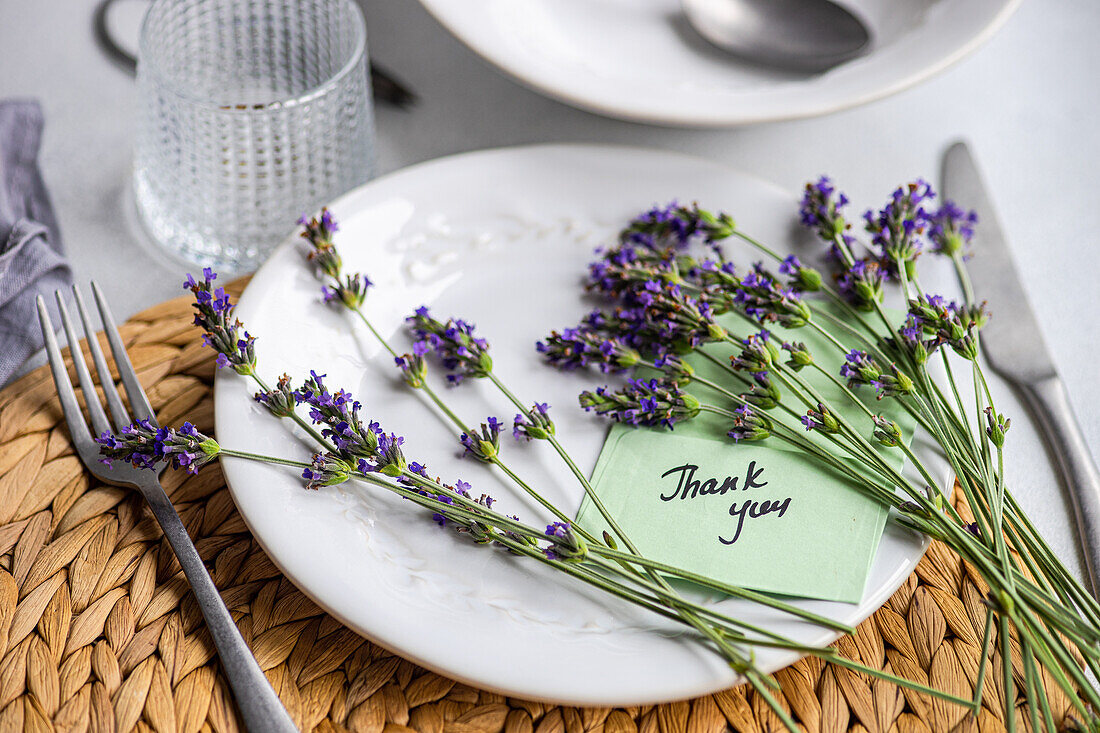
left=575, top=305, right=912, bottom=604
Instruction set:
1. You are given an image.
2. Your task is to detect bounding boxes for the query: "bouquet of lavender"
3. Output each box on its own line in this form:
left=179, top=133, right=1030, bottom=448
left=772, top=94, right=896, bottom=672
left=98, top=184, right=1098, bottom=730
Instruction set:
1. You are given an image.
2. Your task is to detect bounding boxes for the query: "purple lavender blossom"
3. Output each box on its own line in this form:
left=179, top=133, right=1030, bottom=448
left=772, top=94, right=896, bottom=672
left=302, top=452, right=352, bottom=489
left=730, top=331, right=779, bottom=373
left=731, top=264, right=812, bottom=327
left=299, top=208, right=342, bottom=279
left=97, top=420, right=219, bottom=474
left=185, top=269, right=256, bottom=375
left=863, top=180, right=935, bottom=276
left=537, top=322, right=641, bottom=373
left=578, top=378, right=700, bottom=430
left=406, top=306, right=492, bottom=385
left=542, top=522, right=586, bottom=561
left=801, top=403, right=839, bottom=433
left=841, top=351, right=914, bottom=399
left=905, top=295, right=987, bottom=361
left=394, top=346, right=428, bottom=388
left=322, top=273, right=373, bottom=310
left=374, top=432, right=408, bottom=477
left=928, top=201, right=978, bottom=257
left=254, top=374, right=296, bottom=417
left=294, top=371, right=382, bottom=459
left=778, top=254, right=823, bottom=292
left=727, top=405, right=770, bottom=442
left=513, top=403, right=555, bottom=441
left=459, top=417, right=504, bottom=461
left=836, top=259, right=886, bottom=311
left=739, top=372, right=781, bottom=410
left=799, top=177, right=855, bottom=258
left=619, top=202, right=735, bottom=251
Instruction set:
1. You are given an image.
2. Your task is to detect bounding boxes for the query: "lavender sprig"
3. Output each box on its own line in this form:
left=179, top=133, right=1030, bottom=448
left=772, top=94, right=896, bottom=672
left=799, top=176, right=855, bottom=260
left=185, top=269, right=255, bottom=374
left=620, top=201, right=735, bottom=251
left=97, top=420, right=218, bottom=474
left=928, top=201, right=978, bottom=257
left=406, top=306, right=492, bottom=385
left=863, top=180, right=935, bottom=278
left=578, top=378, right=700, bottom=429
left=299, top=208, right=375, bottom=310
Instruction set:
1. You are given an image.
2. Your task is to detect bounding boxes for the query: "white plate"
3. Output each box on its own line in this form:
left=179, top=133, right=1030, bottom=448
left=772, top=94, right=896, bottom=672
left=414, top=0, right=1020, bottom=127
left=216, top=144, right=933, bottom=705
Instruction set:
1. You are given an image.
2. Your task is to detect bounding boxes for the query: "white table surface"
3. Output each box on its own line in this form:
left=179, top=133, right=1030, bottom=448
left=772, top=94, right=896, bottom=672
left=4, top=0, right=1097, bottom=584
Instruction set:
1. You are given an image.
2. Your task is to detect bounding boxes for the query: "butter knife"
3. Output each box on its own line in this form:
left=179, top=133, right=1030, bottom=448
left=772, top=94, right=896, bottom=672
left=942, top=141, right=1100, bottom=598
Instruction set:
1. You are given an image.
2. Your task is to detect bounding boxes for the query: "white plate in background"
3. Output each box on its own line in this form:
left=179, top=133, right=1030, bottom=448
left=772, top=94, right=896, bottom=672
left=414, top=0, right=1020, bottom=127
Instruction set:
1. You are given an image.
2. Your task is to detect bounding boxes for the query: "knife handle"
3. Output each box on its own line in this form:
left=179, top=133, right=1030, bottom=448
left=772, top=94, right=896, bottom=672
left=1019, top=375, right=1100, bottom=599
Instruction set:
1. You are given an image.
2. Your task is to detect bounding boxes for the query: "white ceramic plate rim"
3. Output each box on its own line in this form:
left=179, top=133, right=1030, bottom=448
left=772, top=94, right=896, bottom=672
left=215, top=143, right=939, bottom=705
left=413, top=0, right=1022, bottom=127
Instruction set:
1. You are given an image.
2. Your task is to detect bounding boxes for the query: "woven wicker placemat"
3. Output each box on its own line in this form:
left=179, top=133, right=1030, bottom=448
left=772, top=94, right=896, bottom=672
left=0, top=280, right=1072, bottom=733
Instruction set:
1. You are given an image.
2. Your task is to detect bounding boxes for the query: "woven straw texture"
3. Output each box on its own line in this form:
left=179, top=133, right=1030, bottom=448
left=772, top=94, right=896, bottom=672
left=0, top=280, right=1077, bottom=733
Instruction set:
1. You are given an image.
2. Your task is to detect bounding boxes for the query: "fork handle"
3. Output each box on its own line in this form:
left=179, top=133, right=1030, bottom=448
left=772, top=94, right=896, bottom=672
left=139, top=476, right=299, bottom=732
left=1019, top=375, right=1100, bottom=601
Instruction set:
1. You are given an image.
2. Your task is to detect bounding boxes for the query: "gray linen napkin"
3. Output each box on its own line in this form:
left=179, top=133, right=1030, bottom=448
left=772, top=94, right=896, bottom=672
left=0, top=100, right=71, bottom=384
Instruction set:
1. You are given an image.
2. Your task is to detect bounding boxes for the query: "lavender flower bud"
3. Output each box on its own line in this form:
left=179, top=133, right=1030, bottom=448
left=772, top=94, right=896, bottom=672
left=619, top=202, right=734, bottom=251
left=459, top=418, right=504, bottom=462
left=543, top=522, right=587, bottom=562
left=302, top=452, right=352, bottom=489
left=579, top=378, right=700, bottom=430
left=653, top=353, right=694, bottom=380
left=740, top=372, right=781, bottom=410
left=323, top=273, right=373, bottom=310
left=778, top=255, right=823, bottom=292
left=374, top=432, right=407, bottom=477
left=895, top=313, right=935, bottom=365
left=732, top=264, right=811, bottom=328
left=927, top=201, right=977, bottom=257
left=394, top=347, right=428, bottom=388
left=299, top=208, right=342, bottom=279
left=984, top=406, right=1011, bottom=448
left=781, top=341, right=813, bottom=371
left=185, top=269, right=256, bottom=375
left=836, top=259, right=885, bottom=311
left=730, top=331, right=779, bottom=373
left=727, top=405, right=770, bottom=442
left=801, top=403, right=839, bottom=433
left=407, top=307, right=492, bottom=385
left=537, top=324, right=641, bottom=373
left=872, top=416, right=903, bottom=447
left=294, top=371, right=381, bottom=458
left=254, top=374, right=296, bottom=417
left=799, top=177, right=854, bottom=250
left=840, top=350, right=881, bottom=387
left=513, top=403, right=554, bottom=442
left=97, top=420, right=220, bottom=474
left=864, top=180, right=935, bottom=278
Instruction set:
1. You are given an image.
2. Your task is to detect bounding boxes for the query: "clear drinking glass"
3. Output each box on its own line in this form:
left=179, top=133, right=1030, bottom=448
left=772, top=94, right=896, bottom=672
left=133, top=0, right=375, bottom=271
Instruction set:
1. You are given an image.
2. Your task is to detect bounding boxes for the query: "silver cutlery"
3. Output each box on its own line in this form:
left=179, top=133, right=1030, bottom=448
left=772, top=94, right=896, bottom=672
left=681, top=0, right=871, bottom=72
left=37, top=283, right=299, bottom=732
left=942, top=141, right=1100, bottom=598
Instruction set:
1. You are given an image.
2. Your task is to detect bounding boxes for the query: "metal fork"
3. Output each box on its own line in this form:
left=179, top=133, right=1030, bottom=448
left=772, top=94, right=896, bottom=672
left=37, top=283, right=298, bottom=733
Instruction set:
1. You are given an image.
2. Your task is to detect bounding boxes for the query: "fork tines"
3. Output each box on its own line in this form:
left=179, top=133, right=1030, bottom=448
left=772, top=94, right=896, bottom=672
left=37, top=283, right=158, bottom=466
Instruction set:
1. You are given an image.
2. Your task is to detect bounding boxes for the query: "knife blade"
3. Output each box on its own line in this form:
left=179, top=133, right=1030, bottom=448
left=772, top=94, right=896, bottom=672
left=942, top=141, right=1100, bottom=598
left=941, top=142, right=1056, bottom=383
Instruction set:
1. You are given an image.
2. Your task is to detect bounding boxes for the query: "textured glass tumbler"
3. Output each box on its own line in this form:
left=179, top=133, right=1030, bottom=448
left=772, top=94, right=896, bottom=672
left=133, top=0, right=375, bottom=271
